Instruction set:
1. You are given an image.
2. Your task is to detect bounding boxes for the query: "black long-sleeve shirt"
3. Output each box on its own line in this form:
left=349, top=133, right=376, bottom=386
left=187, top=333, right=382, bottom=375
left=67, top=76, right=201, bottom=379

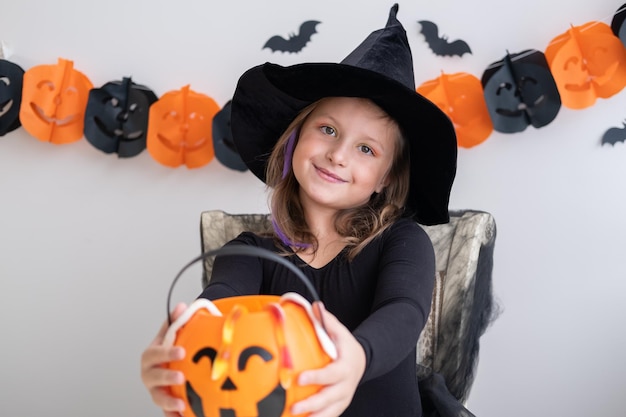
left=199, top=217, right=435, bottom=417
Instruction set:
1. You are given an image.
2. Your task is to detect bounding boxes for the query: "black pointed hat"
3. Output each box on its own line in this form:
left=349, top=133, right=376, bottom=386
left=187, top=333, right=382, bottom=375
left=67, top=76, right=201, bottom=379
left=231, top=4, right=457, bottom=225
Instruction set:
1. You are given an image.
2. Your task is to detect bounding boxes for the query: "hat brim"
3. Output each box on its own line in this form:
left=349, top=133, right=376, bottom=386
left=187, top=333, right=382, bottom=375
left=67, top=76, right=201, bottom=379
left=231, top=62, right=457, bottom=225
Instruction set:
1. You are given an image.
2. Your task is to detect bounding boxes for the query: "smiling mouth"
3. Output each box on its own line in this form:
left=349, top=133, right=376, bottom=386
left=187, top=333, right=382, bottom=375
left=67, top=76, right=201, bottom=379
left=315, top=165, right=346, bottom=183
left=0, top=99, right=13, bottom=117
left=31, top=103, right=75, bottom=126
left=94, top=117, right=143, bottom=139
left=186, top=380, right=286, bottom=417
left=157, top=134, right=208, bottom=152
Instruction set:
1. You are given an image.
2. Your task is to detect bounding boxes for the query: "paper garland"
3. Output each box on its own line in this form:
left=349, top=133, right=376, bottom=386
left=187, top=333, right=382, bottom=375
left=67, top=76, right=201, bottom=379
left=2, top=3, right=626, bottom=168
left=418, top=6, right=626, bottom=147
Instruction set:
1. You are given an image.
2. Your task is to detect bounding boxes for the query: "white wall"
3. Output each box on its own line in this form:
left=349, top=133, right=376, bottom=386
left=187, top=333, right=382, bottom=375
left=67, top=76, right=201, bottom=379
left=1, top=1, right=625, bottom=416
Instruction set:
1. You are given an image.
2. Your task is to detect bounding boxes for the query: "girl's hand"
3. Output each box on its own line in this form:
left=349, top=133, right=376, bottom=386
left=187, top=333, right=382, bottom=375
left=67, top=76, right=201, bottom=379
left=291, top=302, right=366, bottom=417
left=140, top=303, right=188, bottom=417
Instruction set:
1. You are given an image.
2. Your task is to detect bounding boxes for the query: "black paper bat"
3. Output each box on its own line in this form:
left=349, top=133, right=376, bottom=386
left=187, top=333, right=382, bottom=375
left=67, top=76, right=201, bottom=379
left=263, top=20, right=321, bottom=53
left=418, top=20, right=471, bottom=57
left=601, top=121, right=626, bottom=146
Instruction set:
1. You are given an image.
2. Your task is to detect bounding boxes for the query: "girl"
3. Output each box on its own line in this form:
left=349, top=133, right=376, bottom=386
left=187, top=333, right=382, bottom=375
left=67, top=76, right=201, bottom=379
left=141, top=4, right=457, bottom=417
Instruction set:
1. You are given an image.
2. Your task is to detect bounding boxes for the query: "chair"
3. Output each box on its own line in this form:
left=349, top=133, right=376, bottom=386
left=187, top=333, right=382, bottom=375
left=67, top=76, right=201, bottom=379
left=199, top=209, right=497, bottom=403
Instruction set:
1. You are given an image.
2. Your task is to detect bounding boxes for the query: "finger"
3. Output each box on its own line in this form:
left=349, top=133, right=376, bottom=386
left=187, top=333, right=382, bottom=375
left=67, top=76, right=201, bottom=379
left=298, top=359, right=347, bottom=386
left=141, top=345, right=185, bottom=373
left=142, top=365, right=185, bottom=388
left=306, top=403, right=347, bottom=417
left=153, top=303, right=188, bottom=345
left=170, top=302, right=188, bottom=321
left=291, top=385, right=346, bottom=417
left=150, top=387, right=186, bottom=413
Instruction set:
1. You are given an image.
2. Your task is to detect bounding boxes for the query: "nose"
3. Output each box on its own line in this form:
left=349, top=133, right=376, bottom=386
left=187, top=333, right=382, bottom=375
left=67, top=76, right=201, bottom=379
left=326, top=142, right=348, bottom=166
left=220, top=376, right=237, bottom=390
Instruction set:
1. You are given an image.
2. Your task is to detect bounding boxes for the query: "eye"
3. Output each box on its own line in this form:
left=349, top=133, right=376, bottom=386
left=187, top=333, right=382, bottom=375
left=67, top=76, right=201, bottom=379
left=358, top=144, right=374, bottom=156
left=495, top=82, right=514, bottom=95
left=163, top=110, right=179, bottom=121
left=188, top=112, right=205, bottom=121
left=193, top=347, right=217, bottom=365
left=238, top=346, right=273, bottom=371
left=64, top=86, right=78, bottom=96
left=519, top=76, right=538, bottom=87
left=564, top=56, right=580, bottom=70
left=320, top=125, right=336, bottom=136
left=36, top=80, right=55, bottom=91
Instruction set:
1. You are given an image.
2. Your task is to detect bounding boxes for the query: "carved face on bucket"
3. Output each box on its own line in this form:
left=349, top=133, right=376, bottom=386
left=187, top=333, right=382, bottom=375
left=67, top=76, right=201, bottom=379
left=166, top=295, right=334, bottom=417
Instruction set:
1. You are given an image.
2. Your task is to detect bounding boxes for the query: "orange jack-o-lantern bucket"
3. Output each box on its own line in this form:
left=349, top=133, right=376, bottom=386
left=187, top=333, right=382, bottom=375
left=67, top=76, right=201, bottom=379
left=163, top=245, right=337, bottom=417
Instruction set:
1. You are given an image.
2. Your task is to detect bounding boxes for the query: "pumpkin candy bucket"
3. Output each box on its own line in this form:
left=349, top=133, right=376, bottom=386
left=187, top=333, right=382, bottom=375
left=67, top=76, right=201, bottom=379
left=163, top=245, right=337, bottom=417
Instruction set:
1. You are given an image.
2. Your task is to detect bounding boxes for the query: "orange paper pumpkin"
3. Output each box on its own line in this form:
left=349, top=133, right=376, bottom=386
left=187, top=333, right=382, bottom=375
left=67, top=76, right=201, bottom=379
left=164, top=294, right=336, bottom=417
left=19, top=58, right=93, bottom=144
left=417, top=72, right=493, bottom=148
left=147, top=85, right=219, bottom=168
left=545, top=22, right=626, bottom=109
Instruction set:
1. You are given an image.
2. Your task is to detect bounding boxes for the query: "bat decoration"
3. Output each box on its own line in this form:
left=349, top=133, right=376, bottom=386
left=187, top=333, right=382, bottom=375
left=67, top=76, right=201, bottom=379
left=601, top=120, right=626, bottom=146
left=418, top=20, right=472, bottom=57
left=263, top=20, right=321, bottom=53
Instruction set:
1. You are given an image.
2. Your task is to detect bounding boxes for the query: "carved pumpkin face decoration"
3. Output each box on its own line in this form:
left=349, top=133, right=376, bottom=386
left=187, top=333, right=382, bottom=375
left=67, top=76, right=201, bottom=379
left=19, top=58, right=93, bottom=143
left=417, top=72, right=493, bottom=148
left=482, top=50, right=561, bottom=134
left=0, top=59, right=25, bottom=136
left=84, top=77, right=158, bottom=157
left=164, top=294, right=336, bottom=417
left=545, top=21, right=626, bottom=109
left=147, top=85, right=219, bottom=168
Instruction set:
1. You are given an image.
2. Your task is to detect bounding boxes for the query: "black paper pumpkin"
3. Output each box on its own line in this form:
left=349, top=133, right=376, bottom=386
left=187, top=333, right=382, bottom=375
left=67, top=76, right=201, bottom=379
left=0, top=59, right=25, bottom=136
left=611, top=3, right=626, bottom=48
left=84, top=77, right=158, bottom=157
left=482, top=50, right=561, bottom=133
left=212, top=100, right=247, bottom=172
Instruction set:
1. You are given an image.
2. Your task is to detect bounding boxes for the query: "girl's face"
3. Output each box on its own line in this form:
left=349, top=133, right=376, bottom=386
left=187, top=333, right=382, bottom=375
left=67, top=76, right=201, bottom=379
left=292, top=97, right=399, bottom=213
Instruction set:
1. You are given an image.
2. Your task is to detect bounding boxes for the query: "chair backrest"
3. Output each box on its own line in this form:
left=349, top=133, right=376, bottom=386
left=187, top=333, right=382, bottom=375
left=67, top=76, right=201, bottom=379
left=199, top=209, right=497, bottom=402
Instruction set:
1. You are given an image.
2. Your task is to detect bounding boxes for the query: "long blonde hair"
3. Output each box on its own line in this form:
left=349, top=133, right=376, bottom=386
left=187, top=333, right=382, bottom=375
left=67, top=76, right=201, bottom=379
left=265, top=98, right=411, bottom=260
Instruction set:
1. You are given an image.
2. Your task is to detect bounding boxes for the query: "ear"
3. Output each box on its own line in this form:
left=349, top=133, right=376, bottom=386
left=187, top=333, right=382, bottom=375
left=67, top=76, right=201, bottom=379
left=375, top=176, right=390, bottom=194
